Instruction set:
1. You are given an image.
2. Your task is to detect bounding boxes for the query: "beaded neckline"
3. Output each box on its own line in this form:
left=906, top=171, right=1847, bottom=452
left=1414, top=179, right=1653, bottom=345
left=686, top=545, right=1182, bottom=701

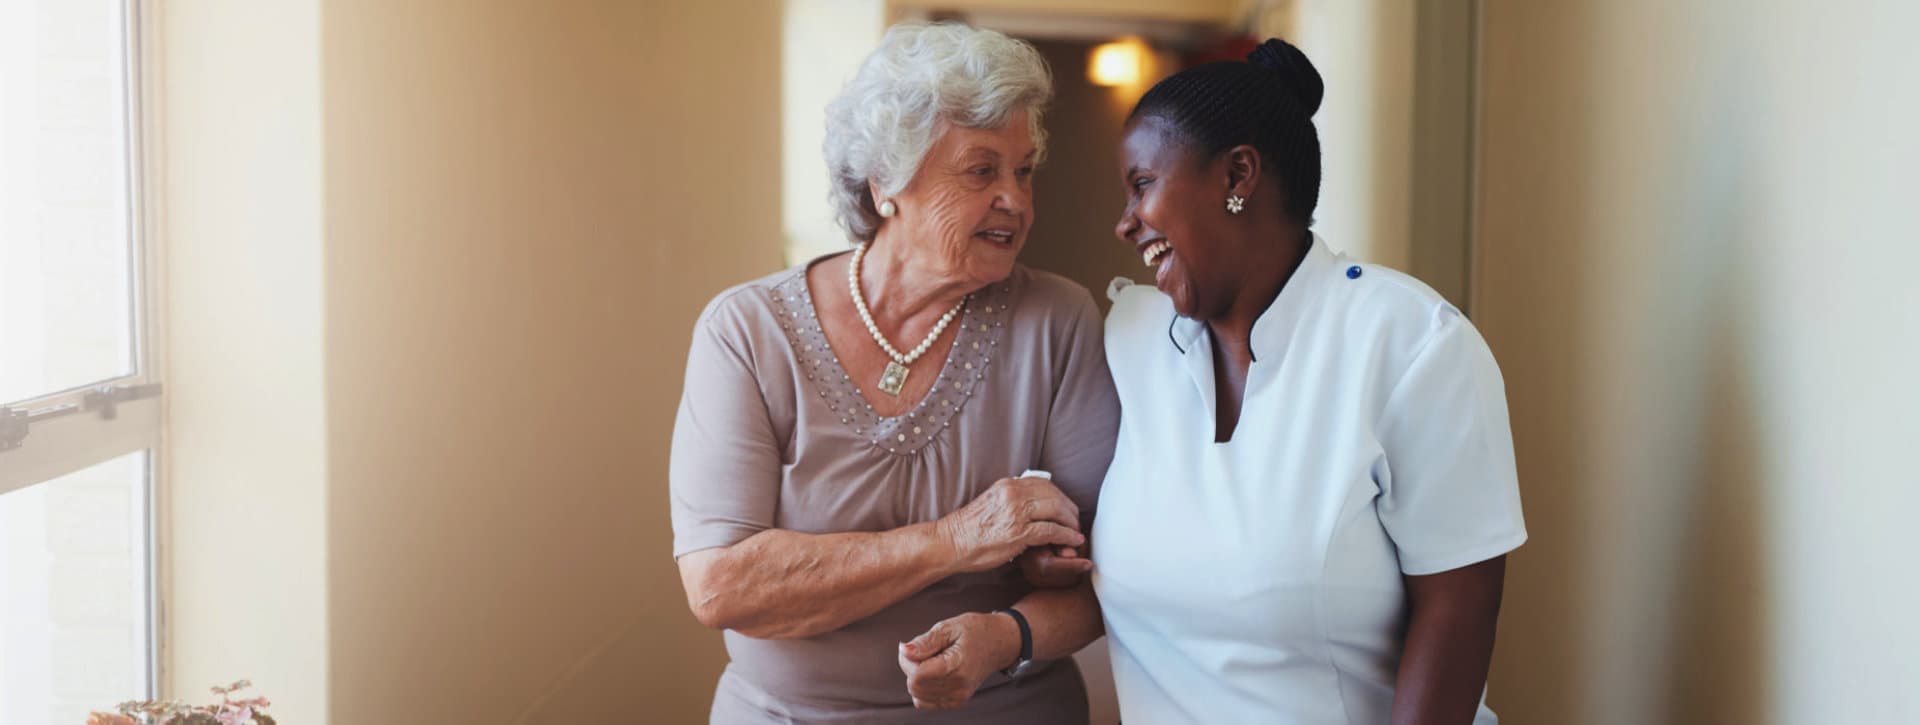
left=767, top=267, right=1012, bottom=456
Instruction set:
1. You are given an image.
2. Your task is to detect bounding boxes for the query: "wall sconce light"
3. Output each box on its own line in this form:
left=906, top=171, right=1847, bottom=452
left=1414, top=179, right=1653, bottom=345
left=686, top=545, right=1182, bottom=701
left=1088, top=38, right=1147, bottom=87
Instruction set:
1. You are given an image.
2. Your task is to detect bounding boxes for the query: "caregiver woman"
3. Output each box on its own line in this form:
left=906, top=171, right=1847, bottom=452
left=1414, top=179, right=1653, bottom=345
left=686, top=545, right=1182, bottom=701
left=1089, top=38, right=1527, bottom=724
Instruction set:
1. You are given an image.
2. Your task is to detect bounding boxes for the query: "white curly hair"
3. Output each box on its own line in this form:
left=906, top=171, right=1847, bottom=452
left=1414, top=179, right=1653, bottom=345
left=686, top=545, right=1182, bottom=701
left=823, top=23, right=1052, bottom=244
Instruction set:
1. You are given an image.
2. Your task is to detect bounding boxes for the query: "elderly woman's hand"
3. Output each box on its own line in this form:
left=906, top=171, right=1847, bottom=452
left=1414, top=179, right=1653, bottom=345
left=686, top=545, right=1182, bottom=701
left=896, top=611, right=1019, bottom=711
left=937, top=476, right=1086, bottom=573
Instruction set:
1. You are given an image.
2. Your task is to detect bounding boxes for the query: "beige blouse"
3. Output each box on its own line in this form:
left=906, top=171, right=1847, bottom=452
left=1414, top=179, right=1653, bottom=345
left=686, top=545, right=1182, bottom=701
left=670, top=256, right=1119, bottom=723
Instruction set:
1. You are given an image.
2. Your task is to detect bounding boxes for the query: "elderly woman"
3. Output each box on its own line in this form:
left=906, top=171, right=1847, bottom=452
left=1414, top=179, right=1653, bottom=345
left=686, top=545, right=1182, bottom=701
left=669, top=23, right=1116, bottom=723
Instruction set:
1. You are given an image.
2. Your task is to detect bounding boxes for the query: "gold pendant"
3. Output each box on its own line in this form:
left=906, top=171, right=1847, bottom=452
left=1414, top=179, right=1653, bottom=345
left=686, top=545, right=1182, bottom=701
left=878, top=361, right=909, bottom=396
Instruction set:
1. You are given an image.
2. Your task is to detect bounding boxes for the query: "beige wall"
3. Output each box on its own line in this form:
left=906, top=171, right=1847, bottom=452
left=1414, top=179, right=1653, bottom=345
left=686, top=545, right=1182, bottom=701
left=1476, top=1, right=1920, bottom=723
left=161, top=0, right=330, bottom=720
left=1276, top=0, right=1480, bottom=309
left=1289, top=0, right=1415, bottom=270
left=320, top=1, right=780, bottom=722
left=782, top=0, right=884, bottom=263
left=164, top=1, right=780, bottom=722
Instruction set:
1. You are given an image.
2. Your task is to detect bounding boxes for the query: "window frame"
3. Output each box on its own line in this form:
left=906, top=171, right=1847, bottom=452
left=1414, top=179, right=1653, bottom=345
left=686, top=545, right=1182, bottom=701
left=0, top=0, right=165, bottom=701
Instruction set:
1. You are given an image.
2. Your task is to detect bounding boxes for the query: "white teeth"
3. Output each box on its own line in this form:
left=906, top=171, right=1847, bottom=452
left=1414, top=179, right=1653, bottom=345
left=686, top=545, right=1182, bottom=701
left=1141, top=241, right=1171, bottom=267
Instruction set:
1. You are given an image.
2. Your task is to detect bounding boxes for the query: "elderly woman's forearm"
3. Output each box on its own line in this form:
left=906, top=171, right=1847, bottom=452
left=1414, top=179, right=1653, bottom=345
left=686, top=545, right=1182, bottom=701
left=683, top=523, right=960, bottom=640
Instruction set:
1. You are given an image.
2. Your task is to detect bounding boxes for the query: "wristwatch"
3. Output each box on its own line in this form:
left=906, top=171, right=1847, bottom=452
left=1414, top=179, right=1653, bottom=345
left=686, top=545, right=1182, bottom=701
left=995, top=607, right=1034, bottom=679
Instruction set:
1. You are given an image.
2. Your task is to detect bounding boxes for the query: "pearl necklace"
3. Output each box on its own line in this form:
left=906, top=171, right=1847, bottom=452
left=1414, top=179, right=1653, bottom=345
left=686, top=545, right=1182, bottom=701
left=847, top=244, right=966, bottom=396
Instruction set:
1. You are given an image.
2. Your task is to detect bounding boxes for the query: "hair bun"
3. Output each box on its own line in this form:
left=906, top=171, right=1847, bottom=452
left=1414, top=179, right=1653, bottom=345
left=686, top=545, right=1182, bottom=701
left=1246, top=38, right=1324, bottom=115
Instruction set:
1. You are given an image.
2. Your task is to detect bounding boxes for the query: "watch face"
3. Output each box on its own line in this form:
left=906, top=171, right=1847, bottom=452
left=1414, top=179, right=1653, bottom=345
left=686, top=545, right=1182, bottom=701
left=1005, top=659, right=1034, bottom=679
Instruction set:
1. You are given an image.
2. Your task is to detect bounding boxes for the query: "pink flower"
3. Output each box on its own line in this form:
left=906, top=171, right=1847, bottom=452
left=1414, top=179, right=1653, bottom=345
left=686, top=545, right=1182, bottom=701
left=98, top=679, right=270, bottom=725
left=210, top=680, right=251, bottom=696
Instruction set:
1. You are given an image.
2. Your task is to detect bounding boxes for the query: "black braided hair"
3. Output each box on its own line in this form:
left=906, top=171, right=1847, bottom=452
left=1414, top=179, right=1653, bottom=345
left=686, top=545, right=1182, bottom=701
left=1130, top=38, right=1324, bottom=224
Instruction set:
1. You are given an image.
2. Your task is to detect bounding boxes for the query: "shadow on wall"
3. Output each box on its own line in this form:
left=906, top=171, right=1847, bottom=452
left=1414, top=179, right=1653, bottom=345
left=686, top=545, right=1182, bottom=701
left=1658, top=283, right=1771, bottom=725
left=1474, top=1, right=1595, bottom=717
left=1479, top=2, right=1776, bottom=723
left=1652, top=58, right=1769, bottom=725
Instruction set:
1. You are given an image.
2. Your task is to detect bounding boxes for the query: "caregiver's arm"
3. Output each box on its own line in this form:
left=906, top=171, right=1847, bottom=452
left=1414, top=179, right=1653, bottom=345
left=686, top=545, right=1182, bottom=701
left=1019, top=544, right=1093, bottom=587
left=1022, top=283, right=1120, bottom=590
left=1390, top=555, right=1508, bottom=725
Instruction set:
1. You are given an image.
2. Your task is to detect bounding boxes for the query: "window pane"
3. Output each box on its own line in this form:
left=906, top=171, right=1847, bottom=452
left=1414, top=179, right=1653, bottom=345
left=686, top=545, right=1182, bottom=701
left=0, top=1, right=136, bottom=405
left=0, top=451, right=152, bottom=724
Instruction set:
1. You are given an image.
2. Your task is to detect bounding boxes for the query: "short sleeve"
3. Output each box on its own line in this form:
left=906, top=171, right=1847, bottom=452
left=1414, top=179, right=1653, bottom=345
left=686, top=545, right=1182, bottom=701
left=1037, top=288, right=1120, bottom=529
left=1375, top=312, right=1527, bottom=575
left=668, top=295, right=783, bottom=558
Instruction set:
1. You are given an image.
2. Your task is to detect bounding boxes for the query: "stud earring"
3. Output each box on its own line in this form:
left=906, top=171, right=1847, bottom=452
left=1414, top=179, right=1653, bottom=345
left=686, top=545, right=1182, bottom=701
left=878, top=199, right=898, bottom=218
left=1226, top=195, right=1246, bottom=215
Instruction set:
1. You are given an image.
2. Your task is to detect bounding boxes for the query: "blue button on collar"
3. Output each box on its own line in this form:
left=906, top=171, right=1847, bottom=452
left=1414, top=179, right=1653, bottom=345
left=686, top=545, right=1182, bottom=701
left=1346, top=265, right=1363, bottom=279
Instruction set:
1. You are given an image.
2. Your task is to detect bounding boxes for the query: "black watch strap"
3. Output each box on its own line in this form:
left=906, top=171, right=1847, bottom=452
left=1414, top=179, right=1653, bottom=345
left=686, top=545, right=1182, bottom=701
left=995, top=607, right=1034, bottom=679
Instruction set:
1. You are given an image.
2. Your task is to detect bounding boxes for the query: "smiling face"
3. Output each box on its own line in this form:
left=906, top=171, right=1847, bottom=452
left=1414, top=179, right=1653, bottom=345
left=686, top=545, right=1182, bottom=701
left=1114, top=115, right=1246, bottom=319
left=881, top=109, right=1038, bottom=289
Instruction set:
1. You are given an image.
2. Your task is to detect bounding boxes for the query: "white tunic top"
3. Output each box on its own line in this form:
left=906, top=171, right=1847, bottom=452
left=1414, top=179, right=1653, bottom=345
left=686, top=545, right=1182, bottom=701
left=1091, top=236, right=1527, bottom=724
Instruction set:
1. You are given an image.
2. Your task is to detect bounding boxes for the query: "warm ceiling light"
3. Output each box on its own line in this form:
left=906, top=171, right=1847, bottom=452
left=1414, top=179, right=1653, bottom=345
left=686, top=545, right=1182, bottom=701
left=1089, top=38, right=1145, bottom=87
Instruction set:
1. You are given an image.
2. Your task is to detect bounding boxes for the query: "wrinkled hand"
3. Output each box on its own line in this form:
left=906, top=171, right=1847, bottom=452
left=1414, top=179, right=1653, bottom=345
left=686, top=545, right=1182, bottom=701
left=1018, top=544, right=1092, bottom=588
left=897, top=611, right=1018, bottom=711
left=938, top=476, right=1085, bottom=573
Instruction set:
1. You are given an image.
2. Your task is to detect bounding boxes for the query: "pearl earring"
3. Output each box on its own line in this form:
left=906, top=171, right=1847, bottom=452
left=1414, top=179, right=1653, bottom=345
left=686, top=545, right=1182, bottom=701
left=878, top=199, right=897, bottom=218
left=1226, top=195, right=1246, bottom=214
